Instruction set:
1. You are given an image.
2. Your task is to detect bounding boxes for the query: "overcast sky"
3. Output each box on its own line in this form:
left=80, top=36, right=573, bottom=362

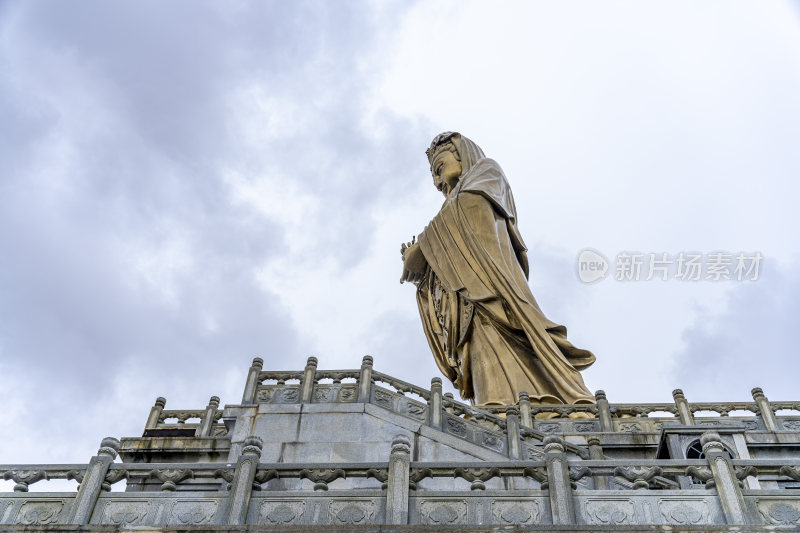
left=1, top=1, right=799, bottom=471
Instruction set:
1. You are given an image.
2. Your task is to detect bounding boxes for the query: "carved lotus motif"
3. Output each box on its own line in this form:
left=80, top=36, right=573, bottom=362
left=429, top=505, right=459, bottom=524
left=16, top=502, right=63, bottom=525
left=586, top=500, right=634, bottom=525
left=266, top=504, right=297, bottom=524
left=336, top=504, right=366, bottom=524
left=767, top=502, right=800, bottom=525
left=260, top=501, right=304, bottom=525
left=498, top=504, right=532, bottom=524
left=668, top=503, right=703, bottom=524
left=173, top=502, right=217, bottom=525
left=330, top=501, right=375, bottom=525
left=595, top=504, right=627, bottom=524
left=106, top=502, right=148, bottom=525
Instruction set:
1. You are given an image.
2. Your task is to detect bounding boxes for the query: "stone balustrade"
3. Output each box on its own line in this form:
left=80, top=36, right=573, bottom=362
left=5, top=357, right=800, bottom=529
left=3, top=434, right=800, bottom=527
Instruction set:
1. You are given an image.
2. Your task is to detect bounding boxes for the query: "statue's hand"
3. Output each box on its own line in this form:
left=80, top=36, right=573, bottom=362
left=400, top=242, right=427, bottom=284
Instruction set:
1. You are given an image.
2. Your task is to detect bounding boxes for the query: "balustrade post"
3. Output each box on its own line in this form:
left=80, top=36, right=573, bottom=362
left=67, top=437, right=120, bottom=525
left=587, top=436, right=609, bottom=489
left=595, top=390, right=613, bottom=432
left=226, top=436, right=263, bottom=525
left=386, top=434, right=411, bottom=524
left=428, top=377, right=442, bottom=429
left=241, top=357, right=263, bottom=405
left=197, top=396, right=220, bottom=437
left=145, top=397, right=166, bottom=430
left=518, top=392, right=533, bottom=428
left=751, top=387, right=778, bottom=432
left=702, top=431, right=751, bottom=525
left=300, top=356, right=318, bottom=403
left=544, top=436, right=576, bottom=525
left=443, top=392, right=455, bottom=414
left=358, top=355, right=373, bottom=402
left=672, top=389, right=695, bottom=425
left=506, top=406, right=522, bottom=460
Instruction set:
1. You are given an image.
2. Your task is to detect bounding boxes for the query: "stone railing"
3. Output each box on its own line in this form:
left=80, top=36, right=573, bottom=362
left=241, top=357, right=800, bottom=434
left=3, top=432, right=800, bottom=527
left=232, top=356, right=800, bottom=465
left=143, top=396, right=226, bottom=438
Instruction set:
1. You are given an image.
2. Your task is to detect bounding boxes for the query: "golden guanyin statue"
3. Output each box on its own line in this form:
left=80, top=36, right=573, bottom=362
left=401, top=132, right=595, bottom=407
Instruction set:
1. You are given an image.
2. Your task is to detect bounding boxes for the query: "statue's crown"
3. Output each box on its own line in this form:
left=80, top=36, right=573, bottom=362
left=426, top=131, right=459, bottom=166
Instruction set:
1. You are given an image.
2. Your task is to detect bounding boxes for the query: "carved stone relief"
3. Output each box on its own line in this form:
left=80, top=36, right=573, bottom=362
left=256, top=388, right=273, bottom=402
left=491, top=500, right=540, bottom=525
left=405, top=401, right=426, bottom=420
left=445, top=417, right=467, bottom=437
left=481, top=431, right=503, bottom=451
left=329, top=499, right=376, bottom=525
left=259, top=500, right=305, bottom=525
left=170, top=500, right=218, bottom=525
left=573, top=421, right=597, bottom=433
left=658, top=499, right=711, bottom=525
left=100, top=501, right=150, bottom=526
left=584, top=499, right=635, bottom=525
left=338, top=387, right=356, bottom=402
left=526, top=447, right=544, bottom=460
left=374, top=390, right=394, bottom=409
left=418, top=500, right=467, bottom=525
left=280, top=388, right=299, bottom=403
left=314, top=387, right=332, bottom=402
left=15, top=501, right=64, bottom=526
left=757, top=500, right=800, bottom=526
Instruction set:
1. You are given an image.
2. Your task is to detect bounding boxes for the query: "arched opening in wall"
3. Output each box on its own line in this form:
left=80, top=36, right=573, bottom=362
left=686, top=439, right=734, bottom=459
left=686, top=438, right=736, bottom=486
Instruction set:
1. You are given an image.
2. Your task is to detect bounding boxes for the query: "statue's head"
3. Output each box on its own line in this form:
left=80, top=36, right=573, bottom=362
left=426, top=132, right=463, bottom=194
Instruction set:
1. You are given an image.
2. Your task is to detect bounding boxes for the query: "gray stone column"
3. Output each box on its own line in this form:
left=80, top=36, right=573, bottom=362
left=702, top=431, right=750, bottom=525
left=544, top=436, right=575, bottom=525
left=672, top=389, right=695, bottom=425
left=197, top=396, right=220, bottom=437
left=145, top=397, right=166, bottom=430
left=506, top=406, right=522, bottom=460
left=428, top=378, right=442, bottom=430
left=241, top=357, right=263, bottom=405
left=358, top=355, right=373, bottom=402
left=300, top=356, right=318, bottom=403
left=594, top=390, right=613, bottom=432
left=587, top=436, right=609, bottom=489
left=68, top=437, right=120, bottom=525
left=751, top=387, right=778, bottom=432
left=226, top=436, right=263, bottom=525
left=386, top=434, right=411, bottom=525
left=518, top=392, right=533, bottom=428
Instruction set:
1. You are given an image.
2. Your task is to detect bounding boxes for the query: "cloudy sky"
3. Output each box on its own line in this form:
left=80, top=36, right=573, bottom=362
left=1, top=0, right=799, bottom=471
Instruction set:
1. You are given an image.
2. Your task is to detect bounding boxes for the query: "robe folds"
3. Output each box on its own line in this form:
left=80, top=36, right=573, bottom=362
left=416, top=156, right=595, bottom=406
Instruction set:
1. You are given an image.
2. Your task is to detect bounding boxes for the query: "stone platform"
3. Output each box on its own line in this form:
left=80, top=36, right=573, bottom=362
left=2, top=356, right=800, bottom=531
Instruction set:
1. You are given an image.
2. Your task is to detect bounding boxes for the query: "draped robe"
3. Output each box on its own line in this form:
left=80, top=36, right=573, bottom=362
left=416, top=141, right=595, bottom=406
